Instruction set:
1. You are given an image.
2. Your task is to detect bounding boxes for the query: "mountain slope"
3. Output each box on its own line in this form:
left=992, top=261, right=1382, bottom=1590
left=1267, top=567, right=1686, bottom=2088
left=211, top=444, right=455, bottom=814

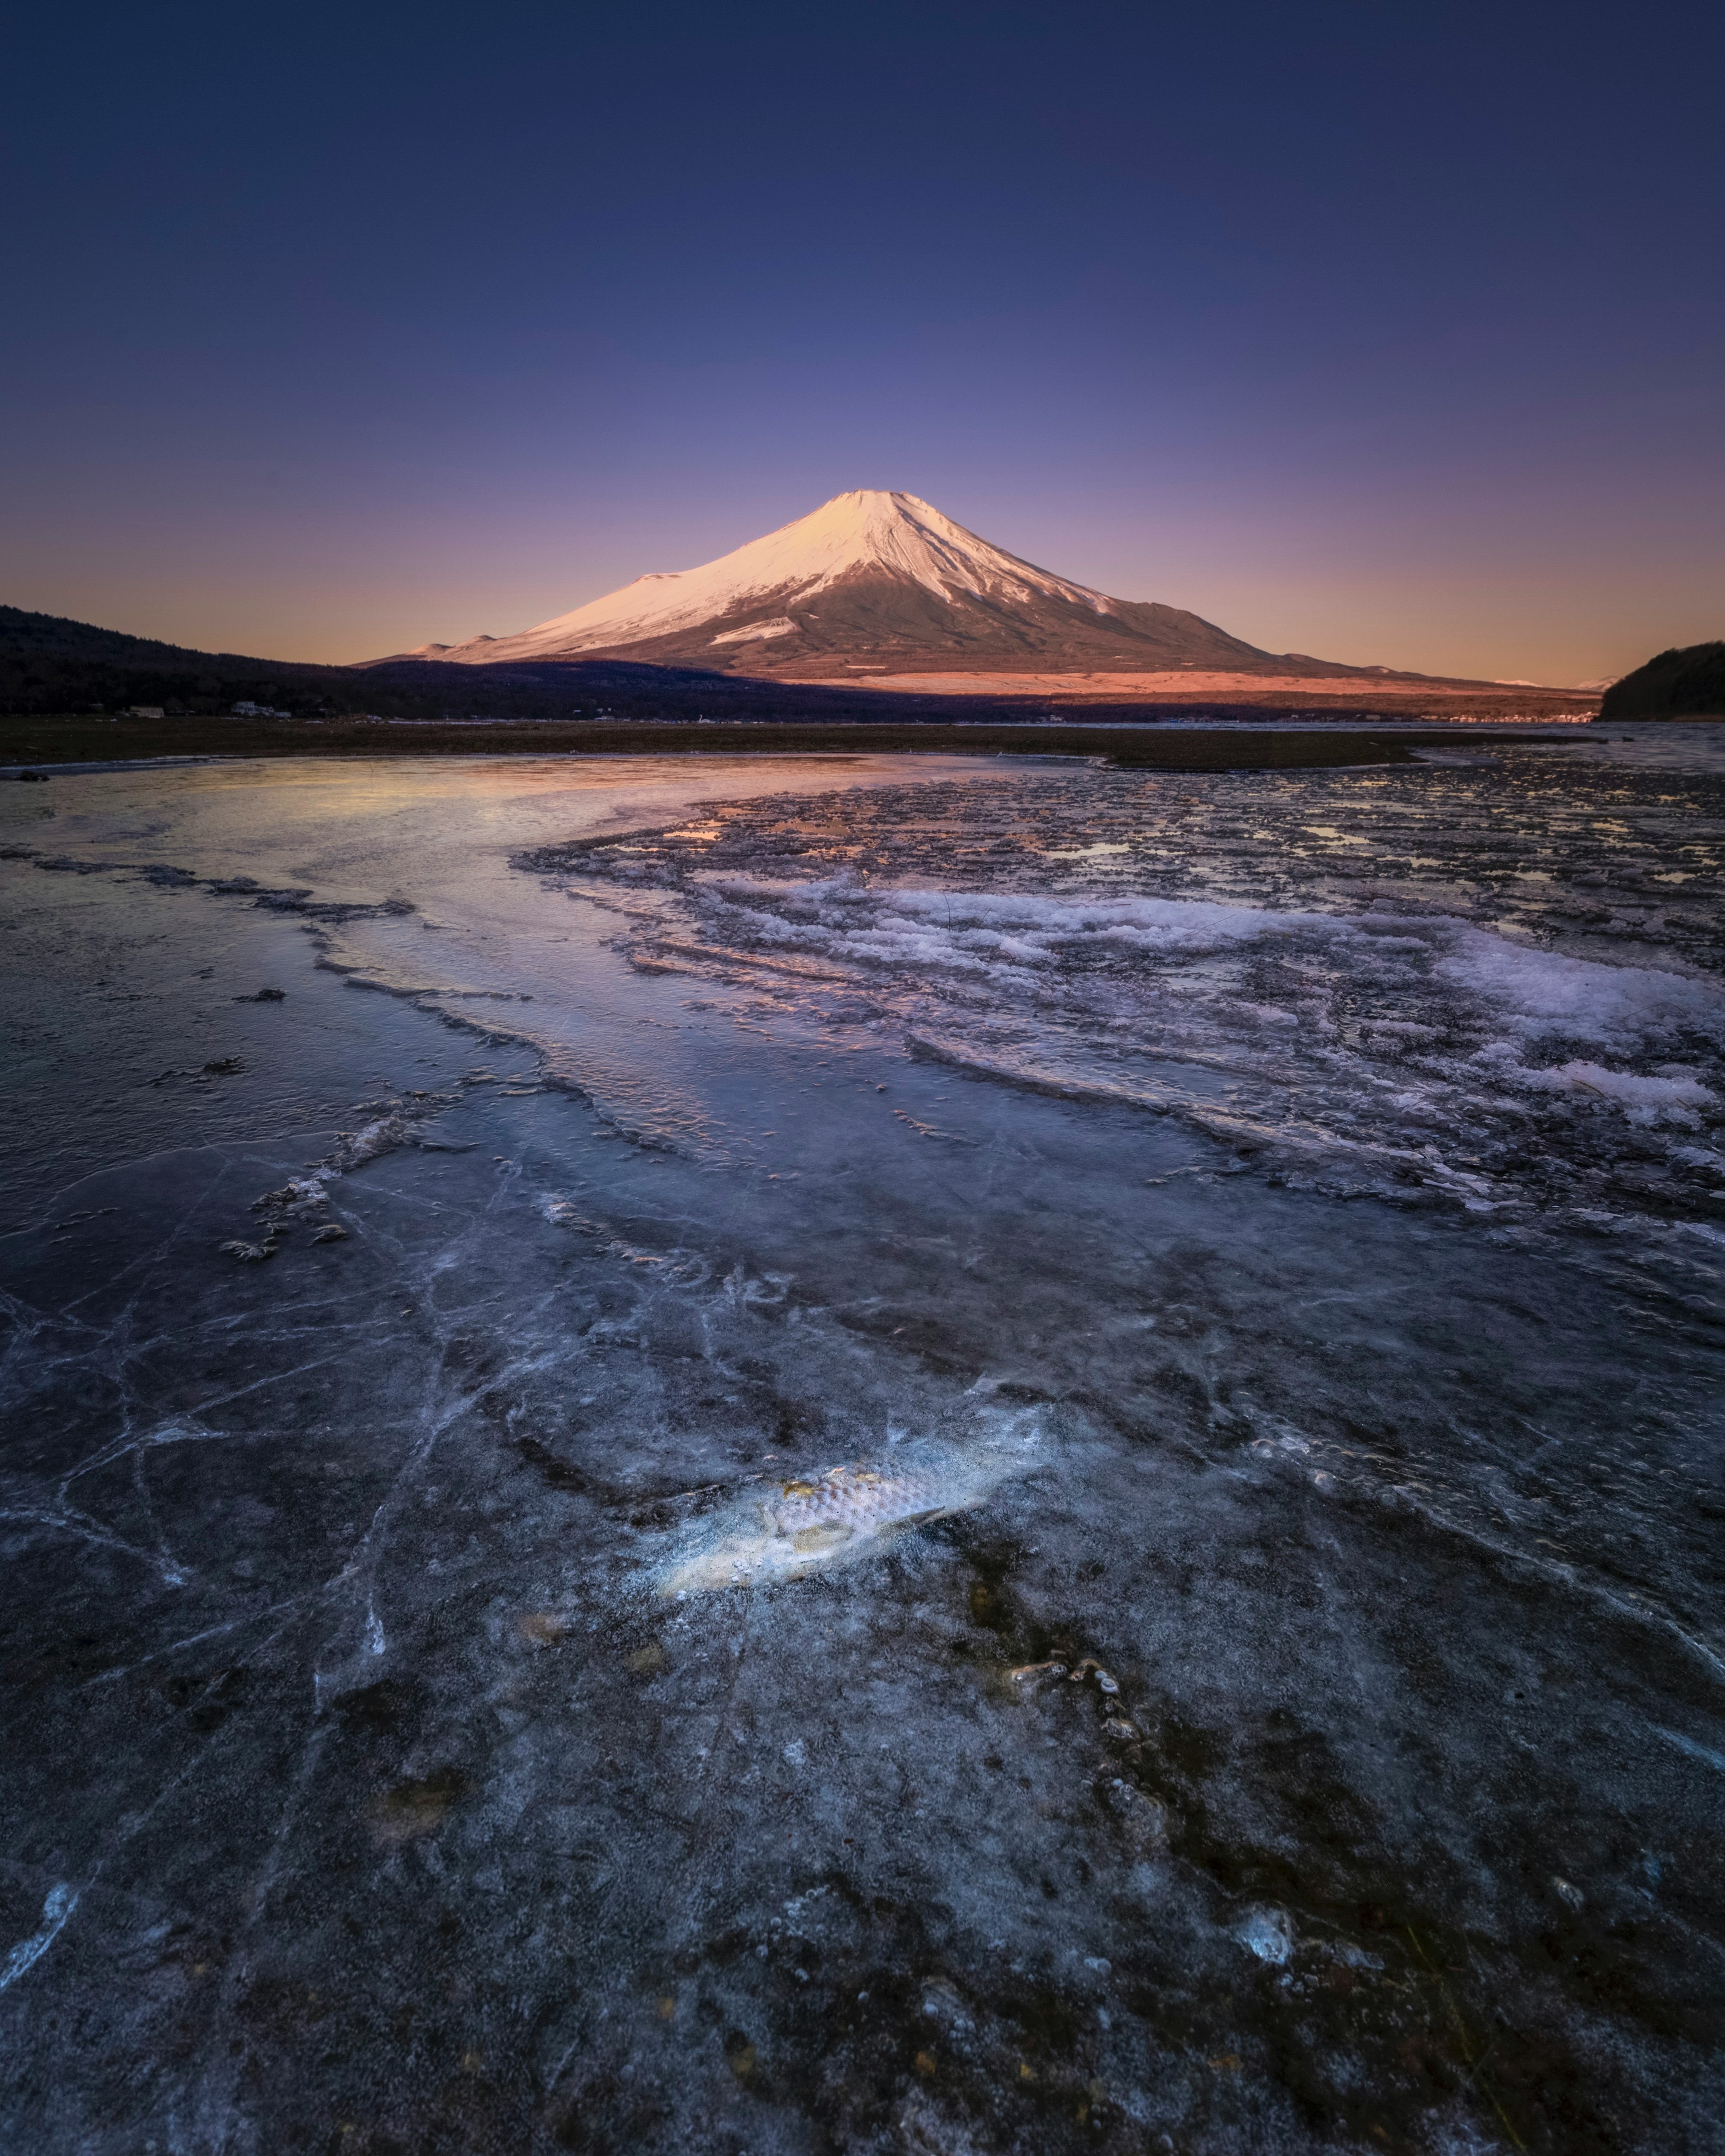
left=385, top=490, right=1376, bottom=680
left=1600, top=641, right=1725, bottom=719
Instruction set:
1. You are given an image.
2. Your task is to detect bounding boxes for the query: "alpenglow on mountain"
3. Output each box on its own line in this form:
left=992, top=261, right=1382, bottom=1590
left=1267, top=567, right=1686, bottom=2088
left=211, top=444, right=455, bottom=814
left=387, top=490, right=1373, bottom=680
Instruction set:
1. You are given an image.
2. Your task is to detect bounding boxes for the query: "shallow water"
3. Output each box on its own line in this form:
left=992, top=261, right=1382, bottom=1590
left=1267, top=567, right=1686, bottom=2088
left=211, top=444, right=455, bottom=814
left=1, top=737, right=1722, bottom=2155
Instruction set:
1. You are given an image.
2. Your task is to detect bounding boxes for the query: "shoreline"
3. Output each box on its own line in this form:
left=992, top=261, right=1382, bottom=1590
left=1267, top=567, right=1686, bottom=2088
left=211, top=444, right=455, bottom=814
left=0, top=716, right=1596, bottom=777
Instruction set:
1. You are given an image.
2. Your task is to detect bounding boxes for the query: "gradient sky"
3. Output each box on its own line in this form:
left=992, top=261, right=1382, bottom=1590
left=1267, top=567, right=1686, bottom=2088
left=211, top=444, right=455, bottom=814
left=4, top=0, right=1721, bottom=685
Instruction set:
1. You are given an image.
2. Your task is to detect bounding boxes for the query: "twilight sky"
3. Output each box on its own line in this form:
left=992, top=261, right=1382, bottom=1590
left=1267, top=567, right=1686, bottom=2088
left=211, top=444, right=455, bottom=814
left=4, top=0, right=1721, bottom=685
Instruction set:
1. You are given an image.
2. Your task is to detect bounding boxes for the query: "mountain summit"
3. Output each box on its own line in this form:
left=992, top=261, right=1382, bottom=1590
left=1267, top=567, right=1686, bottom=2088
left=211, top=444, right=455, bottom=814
left=394, top=490, right=1359, bottom=680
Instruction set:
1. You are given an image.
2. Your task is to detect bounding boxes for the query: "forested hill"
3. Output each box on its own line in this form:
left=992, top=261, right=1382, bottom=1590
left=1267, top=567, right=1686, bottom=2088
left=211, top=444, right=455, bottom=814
left=0, top=605, right=671, bottom=721
left=0, top=603, right=344, bottom=718
left=1600, top=641, right=1725, bottom=720
left=0, top=604, right=304, bottom=672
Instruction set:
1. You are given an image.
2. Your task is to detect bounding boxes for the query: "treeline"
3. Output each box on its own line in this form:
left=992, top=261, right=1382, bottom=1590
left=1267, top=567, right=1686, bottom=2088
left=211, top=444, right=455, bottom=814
left=0, top=603, right=339, bottom=717
left=0, top=645, right=898, bottom=724
left=1, top=653, right=337, bottom=718
left=0, top=649, right=596, bottom=722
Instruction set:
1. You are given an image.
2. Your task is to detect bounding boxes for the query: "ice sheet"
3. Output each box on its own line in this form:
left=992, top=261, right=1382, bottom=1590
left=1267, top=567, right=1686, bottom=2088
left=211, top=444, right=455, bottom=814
left=2, top=742, right=1722, bottom=2155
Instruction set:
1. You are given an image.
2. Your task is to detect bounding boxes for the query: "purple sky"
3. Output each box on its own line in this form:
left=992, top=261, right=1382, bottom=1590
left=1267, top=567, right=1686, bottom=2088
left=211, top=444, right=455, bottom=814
left=4, top=2, right=1720, bottom=685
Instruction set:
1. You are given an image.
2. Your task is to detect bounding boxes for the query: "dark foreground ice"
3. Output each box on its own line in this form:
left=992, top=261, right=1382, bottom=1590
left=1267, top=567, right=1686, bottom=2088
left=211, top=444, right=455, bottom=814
left=1, top=740, right=1722, bottom=2156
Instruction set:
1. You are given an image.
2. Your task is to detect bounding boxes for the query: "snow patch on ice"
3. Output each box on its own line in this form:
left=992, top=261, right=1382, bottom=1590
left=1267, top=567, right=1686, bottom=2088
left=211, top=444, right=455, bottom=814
left=1481, top=1054, right=1716, bottom=1125
left=700, top=876, right=1327, bottom=979
left=697, top=879, right=1723, bottom=1067
left=1439, top=932, right=1720, bottom=1041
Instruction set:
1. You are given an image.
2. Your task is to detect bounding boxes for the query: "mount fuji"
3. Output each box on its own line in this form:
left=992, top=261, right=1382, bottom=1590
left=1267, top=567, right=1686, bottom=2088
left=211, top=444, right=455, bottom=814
left=381, top=491, right=1384, bottom=683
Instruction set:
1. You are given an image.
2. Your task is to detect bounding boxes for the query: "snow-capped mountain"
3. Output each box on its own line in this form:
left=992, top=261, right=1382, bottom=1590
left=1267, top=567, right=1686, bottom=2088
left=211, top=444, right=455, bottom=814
left=385, top=490, right=1364, bottom=679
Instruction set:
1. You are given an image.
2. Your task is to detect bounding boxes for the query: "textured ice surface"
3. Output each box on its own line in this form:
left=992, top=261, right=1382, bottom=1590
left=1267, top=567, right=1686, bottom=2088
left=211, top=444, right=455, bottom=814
left=524, top=738, right=1725, bottom=1220
left=1, top=742, right=1723, bottom=2156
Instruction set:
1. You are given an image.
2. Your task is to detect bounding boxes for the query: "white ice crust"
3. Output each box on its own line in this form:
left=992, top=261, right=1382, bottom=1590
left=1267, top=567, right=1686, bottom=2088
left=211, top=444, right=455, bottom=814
left=679, top=875, right=1723, bottom=1145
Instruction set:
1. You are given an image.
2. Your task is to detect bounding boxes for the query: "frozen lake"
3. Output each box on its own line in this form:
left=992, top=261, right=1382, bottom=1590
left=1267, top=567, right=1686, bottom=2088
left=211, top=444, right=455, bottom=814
left=2, top=734, right=1722, bottom=2154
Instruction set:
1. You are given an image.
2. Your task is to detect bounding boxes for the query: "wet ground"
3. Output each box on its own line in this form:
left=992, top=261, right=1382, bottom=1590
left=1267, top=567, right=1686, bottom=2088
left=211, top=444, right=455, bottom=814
left=1, top=739, right=1721, bottom=2154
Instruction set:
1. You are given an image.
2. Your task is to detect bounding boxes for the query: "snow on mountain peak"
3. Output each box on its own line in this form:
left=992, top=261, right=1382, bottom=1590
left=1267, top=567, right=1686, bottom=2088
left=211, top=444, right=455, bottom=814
left=472, top=490, right=1113, bottom=662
